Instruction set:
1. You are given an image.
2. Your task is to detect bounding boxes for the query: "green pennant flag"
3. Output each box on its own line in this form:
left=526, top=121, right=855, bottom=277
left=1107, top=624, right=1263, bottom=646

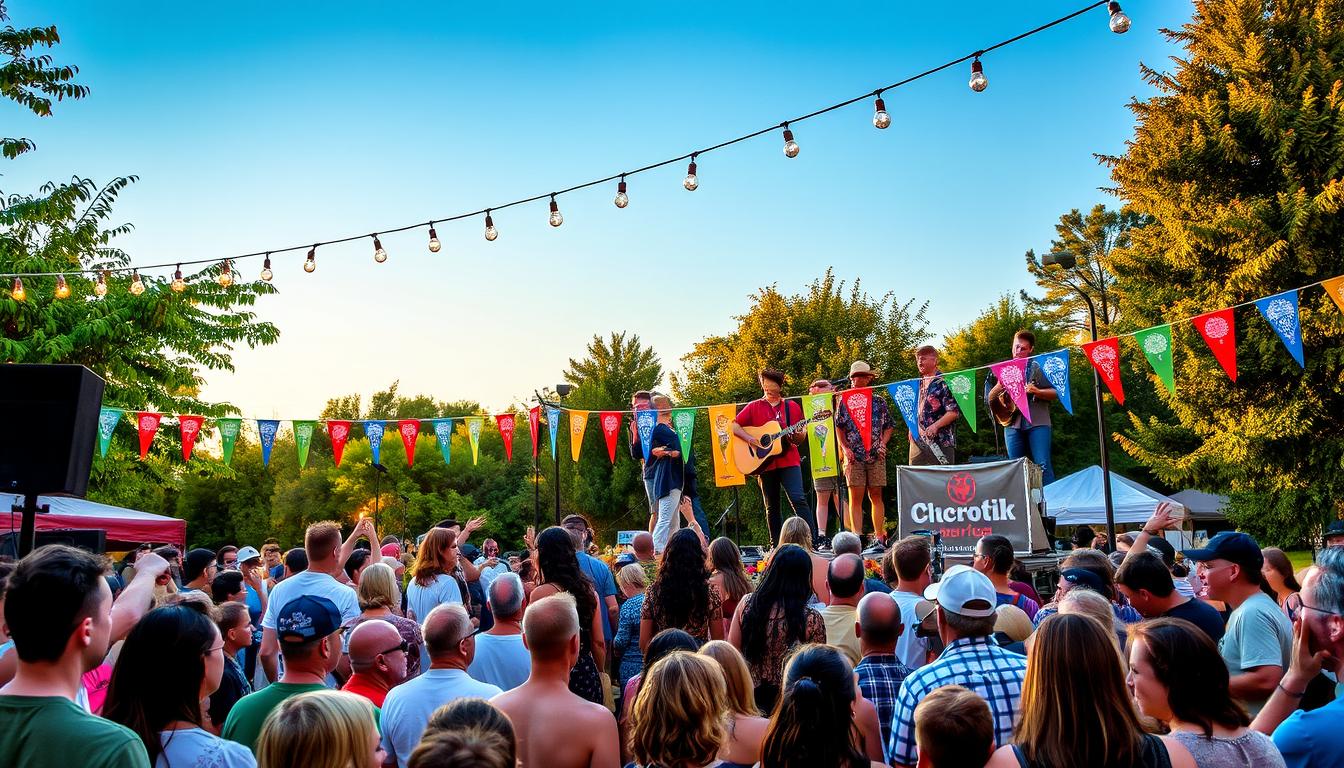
left=97, top=407, right=123, bottom=457
left=943, top=370, right=979, bottom=433
left=294, top=420, right=316, bottom=468
left=1135, top=324, right=1176, bottom=394
left=671, top=408, right=697, bottom=461
left=801, top=392, right=838, bottom=479
left=217, top=418, right=242, bottom=465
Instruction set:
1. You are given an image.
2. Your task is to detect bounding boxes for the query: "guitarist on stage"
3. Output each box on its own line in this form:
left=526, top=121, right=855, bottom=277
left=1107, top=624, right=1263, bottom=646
left=984, top=329, right=1058, bottom=484
left=731, top=367, right=818, bottom=547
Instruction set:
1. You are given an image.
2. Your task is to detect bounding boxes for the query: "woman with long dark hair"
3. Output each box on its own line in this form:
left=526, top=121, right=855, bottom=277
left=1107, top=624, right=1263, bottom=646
left=530, top=526, right=606, bottom=704
left=1260, top=547, right=1301, bottom=613
left=641, top=528, right=723, bottom=650
left=105, top=602, right=256, bottom=767
left=709, top=537, right=753, bottom=635
left=760, top=644, right=883, bottom=768
left=728, top=544, right=826, bottom=712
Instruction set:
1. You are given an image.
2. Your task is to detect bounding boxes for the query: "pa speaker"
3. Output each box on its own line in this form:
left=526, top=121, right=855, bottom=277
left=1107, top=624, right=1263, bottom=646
left=0, top=529, right=107, bottom=558
left=0, top=364, right=106, bottom=496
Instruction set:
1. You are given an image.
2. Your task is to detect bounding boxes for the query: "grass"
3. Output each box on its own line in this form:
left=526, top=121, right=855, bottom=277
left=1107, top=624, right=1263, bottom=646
left=1286, top=549, right=1316, bottom=571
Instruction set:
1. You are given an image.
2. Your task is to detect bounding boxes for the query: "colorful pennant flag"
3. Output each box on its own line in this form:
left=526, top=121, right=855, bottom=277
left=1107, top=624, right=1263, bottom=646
left=257, top=419, right=280, bottom=466
left=528, top=407, right=540, bottom=459
left=802, top=392, right=838, bottom=479
left=706, top=404, right=746, bottom=487
left=466, top=417, right=484, bottom=464
left=97, top=407, right=123, bottom=457
left=600, top=411, right=622, bottom=464
left=1083, top=337, right=1126, bottom=405
left=634, top=409, right=657, bottom=461
left=840, top=387, right=875, bottom=452
left=1033, top=351, right=1073, bottom=415
left=671, top=408, right=697, bottom=461
left=432, top=419, right=453, bottom=464
left=1134, top=325, right=1176, bottom=393
left=294, top=420, right=316, bottom=468
left=989, top=359, right=1033, bottom=425
left=496, top=414, right=516, bottom=462
left=364, top=421, right=385, bottom=465
left=178, top=415, right=204, bottom=462
left=886, top=381, right=920, bottom=438
left=546, top=407, right=560, bottom=460
left=1255, top=290, right=1304, bottom=367
left=398, top=419, right=421, bottom=466
left=217, top=418, right=242, bottom=465
left=1193, top=308, right=1237, bottom=382
left=1324, top=276, right=1344, bottom=315
left=568, top=411, right=589, bottom=463
left=135, top=412, right=161, bottom=459
left=942, top=370, right=979, bottom=431
left=327, top=420, right=352, bottom=466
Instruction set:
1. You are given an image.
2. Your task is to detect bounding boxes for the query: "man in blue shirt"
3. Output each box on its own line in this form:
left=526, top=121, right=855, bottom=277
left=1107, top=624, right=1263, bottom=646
left=561, top=514, right=618, bottom=646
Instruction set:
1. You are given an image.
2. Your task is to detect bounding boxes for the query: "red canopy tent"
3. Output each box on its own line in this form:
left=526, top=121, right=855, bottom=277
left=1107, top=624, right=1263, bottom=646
left=2, top=493, right=186, bottom=548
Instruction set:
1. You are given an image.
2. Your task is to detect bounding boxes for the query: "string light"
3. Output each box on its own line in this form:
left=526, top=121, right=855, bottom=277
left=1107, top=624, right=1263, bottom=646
left=372, top=235, right=388, bottom=263
left=217, top=260, right=233, bottom=287
left=304, top=246, right=317, bottom=273
left=684, top=156, right=699, bottom=191
left=614, top=177, right=629, bottom=209
left=260, top=255, right=274, bottom=282
left=427, top=224, right=441, bottom=253
left=171, top=265, right=186, bottom=292
left=548, top=195, right=563, bottom=228
left=129, top=270, right=145, bottom=295
left=11, top=277, right=25, bottom=302
left=484, top=211, right=498, bottom=241
left=782, top=124, right=800, bottom=158
left=94, top=271, right=109, bottom=297
left=969, top=57, right=988, bottom=92
left=54, top=274, right=70, bottom=299
left=1107, top=1, right=1130, bottom=33
left=873, top=95, right=891, bottom=129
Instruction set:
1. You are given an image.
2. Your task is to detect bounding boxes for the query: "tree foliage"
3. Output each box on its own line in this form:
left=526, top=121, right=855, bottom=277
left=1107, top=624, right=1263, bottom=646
left=0, top=1, right=88, bottom=159
left=1021, top=204, right=1147, bottom=335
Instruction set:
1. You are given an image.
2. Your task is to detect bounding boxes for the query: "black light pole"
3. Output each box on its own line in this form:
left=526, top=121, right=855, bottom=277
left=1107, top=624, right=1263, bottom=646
left=1042, top=251, right=1117, bottom=552
left=372, top=462, right=388, bottom=530
left=553, top=384, right=573, bottom=526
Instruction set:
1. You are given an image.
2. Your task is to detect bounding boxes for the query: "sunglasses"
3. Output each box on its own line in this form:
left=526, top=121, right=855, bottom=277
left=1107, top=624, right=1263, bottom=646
left=378, top=640, right=411, bottom=656
left=460, top=627, right=484, bottom=644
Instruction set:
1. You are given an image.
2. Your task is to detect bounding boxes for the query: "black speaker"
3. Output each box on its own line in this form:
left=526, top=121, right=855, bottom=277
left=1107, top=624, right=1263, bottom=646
left=0, top=529, right=107, bottom=558
left=0, top=364, right=106, bottom=496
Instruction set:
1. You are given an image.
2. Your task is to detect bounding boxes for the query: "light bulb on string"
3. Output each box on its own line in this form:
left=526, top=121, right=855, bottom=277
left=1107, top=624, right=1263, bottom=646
left=614, top=176, right=629, bottom=208
left=684, top=156, right=699, bottom=191
left=54, top=274, right=70, bottom=299
left=1107, top=1, right=1130, bottom=33
left=11, top=277, right=25, bottom=302
left=129, top=270, right=145, bottom=295
left=873, top=95, right=891, bottom=129
left=171, top=265, right=186, bottom=292
left=372, top=235, right=388, bottom=263
left=260, top=255, right=274, bottom=282
left=969, top=57, right=988, bottom=92
left=548, top=195, right=563, bottom=227
left=484, top=211, right=498, bottom=241
left=427, top=224, right=441, bottom=253
left=304, top=246, right=317, bottom=273
left=94, top=271, right=109, bottom=297
left=782, top=125, right=799, bottom=158
left=217, top=260, right=233, bottom=287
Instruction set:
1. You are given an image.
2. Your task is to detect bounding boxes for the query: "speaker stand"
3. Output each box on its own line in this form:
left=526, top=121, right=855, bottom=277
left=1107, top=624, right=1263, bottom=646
left=13, top=493, right=49, bottom=558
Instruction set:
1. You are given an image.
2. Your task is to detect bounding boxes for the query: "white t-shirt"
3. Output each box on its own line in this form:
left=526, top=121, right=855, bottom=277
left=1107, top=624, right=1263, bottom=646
left=406, top=574, right=463, bottom=623
left=890, top=589, right=929, bottom=671
left=381, top=668, right=502, bottom=768
left=473, top=557, right=511, bottom=591
left=467, top=633, right=531, bottom=691
left=158, top=727, right=256, bottom=768
left=260, top=570, right=359, bottom=630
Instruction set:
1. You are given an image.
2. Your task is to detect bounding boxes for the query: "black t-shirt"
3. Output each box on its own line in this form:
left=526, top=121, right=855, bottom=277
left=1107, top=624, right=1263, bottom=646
left=208, top=655, right=251, bottom=728
left=1163, top=597, right=1226, bottom=642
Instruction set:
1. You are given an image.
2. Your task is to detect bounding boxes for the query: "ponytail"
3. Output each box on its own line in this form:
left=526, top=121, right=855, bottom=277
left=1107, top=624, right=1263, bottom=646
left=760, top=672, right=866, bottom=768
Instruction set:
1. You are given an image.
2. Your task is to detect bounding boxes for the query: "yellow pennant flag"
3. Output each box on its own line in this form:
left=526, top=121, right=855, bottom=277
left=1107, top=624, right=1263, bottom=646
left=1323, top=276, right=1344, bottom=315
left=706, top=403, right=746, bottom=487
left=568, top=410, right=589, bottom=463
left=465, top=417, right=484, bottom=465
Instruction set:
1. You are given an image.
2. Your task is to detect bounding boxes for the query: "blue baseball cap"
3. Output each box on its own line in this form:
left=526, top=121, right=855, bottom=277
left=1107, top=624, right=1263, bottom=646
left=1181, top=531, right=1263, bottom=570
left=1060, top=567, right=1106, bottom=593
left=276, top=595, right=342, bottom=643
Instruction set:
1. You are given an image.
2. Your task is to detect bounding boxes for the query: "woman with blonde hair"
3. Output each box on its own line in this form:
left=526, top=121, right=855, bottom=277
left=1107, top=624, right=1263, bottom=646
left=407, top=527, right=463, bottom=623
left=628, top=651, right=727, bottom=768
left=256, top=690, right=384, bottom=768
left=779, top=517, right=828, bottom=605
left=699, top=640, right=768, bottom=768
left=612, top=563, right=648, bottom=691
left=708, top=538, right=753, bottom=635
left=1058, top=587, right=1126, bottom=663
left=352, top=562, right=424, bottom=677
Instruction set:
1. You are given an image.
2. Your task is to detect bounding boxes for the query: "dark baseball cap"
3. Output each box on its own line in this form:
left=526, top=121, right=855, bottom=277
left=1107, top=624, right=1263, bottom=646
left=1060, top=567, right=1106, bottom=593
left=1181, top=531, right=1263, bottom=569
left=1146, top=536, right=1177, bottom=567
left=1323, top=519, right=1344, bottom=545
left=276, top=595, right=342, bottom=643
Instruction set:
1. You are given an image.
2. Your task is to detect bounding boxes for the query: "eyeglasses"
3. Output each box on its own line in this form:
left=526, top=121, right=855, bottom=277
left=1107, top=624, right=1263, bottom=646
left=223, top=559, right=238, bottom=567
left=1286, top=592, right=1341, bottom=621
left=377, top=640, right=410, bottom=656
left=460, top=627, right=484, bottom=644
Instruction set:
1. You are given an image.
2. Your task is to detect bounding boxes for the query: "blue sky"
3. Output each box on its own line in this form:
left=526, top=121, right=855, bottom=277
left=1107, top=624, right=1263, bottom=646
left=5, top=1, right=1189, bottom=418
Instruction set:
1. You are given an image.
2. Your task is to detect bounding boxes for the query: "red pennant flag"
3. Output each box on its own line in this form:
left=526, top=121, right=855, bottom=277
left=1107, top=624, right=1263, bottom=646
left=528, top=406, right=541, bottom=459
left=397, top=419, right=421, bottom=467
left=840, top=387, right=874, bottom=452
left=178, top=415, right=204, bottom=462
left=327, top=420, right=352, bottom=466
left=1193, top=308, right=1237, bottom=382
left=136, top=412, right=162, bottom=459
left=600, top=411, right=623, bottom=464
left=1082, top=337, right=1126, bottom=405
left=496, top=414, right=517, bottom=462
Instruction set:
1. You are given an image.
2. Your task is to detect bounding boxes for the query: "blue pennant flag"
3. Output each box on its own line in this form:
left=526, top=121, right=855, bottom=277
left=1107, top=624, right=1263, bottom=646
left=635, top=409, right=657, bottom=461
left=1034, top=349, right=1074, bottom=414
left=546, top=407, right=560, bottom=460
left=257, top=419, right=280, bottom=466
left=364, top=420, right=386, bottom=464
left=431, top=419, right=453, bottom=465
left=886, top=381, right=920, bottom=438
left=1255, top=290, right=1304, bottom=367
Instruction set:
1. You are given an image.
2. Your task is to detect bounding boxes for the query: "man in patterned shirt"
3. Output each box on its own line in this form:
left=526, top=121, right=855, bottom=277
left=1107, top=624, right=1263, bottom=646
left=854, top=592, right=911, bottom=757
left=834, top=360, right=894, bottom=550
left=910, top=346, right=959, bottom=465
left=886, top=565, right=1026, bottom=767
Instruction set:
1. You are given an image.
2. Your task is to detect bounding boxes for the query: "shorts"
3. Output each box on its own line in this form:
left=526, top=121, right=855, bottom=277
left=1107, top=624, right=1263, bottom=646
left=813, top=475, right=839, bottom=492
left=843, top=457, right=886, bottom=488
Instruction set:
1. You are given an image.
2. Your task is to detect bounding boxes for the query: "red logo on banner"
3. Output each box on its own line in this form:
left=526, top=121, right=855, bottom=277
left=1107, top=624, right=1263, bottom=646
left=398, top=420, right=421, bottom=466
left=496, top=414, right=516, bottom=462
left=327, top=420, right=352, bottom=466
left=947, top=473, right=977, bottom=505
left=528, top=406, right=540, bottom=459
left=843, top=388, right=874, bottom=452
left=1193, top=308, right=1237, bottom=382
left=136, top=412, right=161, bottom=459
left=178, top=415, right=204, bottom=462
left=600, top=411, right=622, bottom=464
left=1082, top=336, right=1126, bottom=405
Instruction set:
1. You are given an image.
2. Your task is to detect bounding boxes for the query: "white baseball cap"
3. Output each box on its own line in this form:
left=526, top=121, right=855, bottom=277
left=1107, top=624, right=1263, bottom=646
left=235, top=546, right=262, bottom=564
left=923, top=564, right=997, bottom=618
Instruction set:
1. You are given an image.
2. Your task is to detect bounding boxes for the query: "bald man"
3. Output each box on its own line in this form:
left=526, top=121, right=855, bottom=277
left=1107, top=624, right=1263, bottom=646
left=822, top=553, right=867, bottom=664
left=631, top=532, right=657, bottom=586
left=380, top=604, right=501, bottom=768
left=341, top=619, right=407, bottom=708
left=855, top=591, right=911, bottom=752
left=491, top=593, right=619, bottom=768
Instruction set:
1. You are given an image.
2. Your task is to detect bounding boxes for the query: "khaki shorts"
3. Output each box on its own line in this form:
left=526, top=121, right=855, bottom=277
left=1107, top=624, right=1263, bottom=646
left=843, top=457, right=887, bottom=488
left=813, top=475, right=840, bottom=492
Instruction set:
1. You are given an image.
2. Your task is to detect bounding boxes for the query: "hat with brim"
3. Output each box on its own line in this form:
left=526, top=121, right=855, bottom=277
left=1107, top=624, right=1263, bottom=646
left=235, top=546, right=262, bottom=564
left=276, top=595, right=342, bottom=643
left=1180, top=531, right=1262, bottom=570
left=1060, top=567, right=1106, bottom=593
left=848, top=361, right=879, bottom=379
left=923, top=564, right=997, bottom=618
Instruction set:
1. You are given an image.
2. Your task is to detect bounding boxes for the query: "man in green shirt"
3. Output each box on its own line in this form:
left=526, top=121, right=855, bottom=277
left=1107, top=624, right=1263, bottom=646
left=222, top=594, right=351, bottom=751
left=0, top=545, right=152, bottom=768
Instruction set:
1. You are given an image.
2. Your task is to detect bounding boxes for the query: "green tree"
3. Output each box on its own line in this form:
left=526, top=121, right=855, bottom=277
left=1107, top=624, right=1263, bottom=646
left=0, top=1, right=88, bottom=159
left=1021, top=205, right=1147, bottom=335
left=1103, top=0, right=1344, bottom=544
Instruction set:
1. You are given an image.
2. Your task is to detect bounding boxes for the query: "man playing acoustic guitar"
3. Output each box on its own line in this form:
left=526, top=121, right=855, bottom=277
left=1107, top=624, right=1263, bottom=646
left=732, top=367, right=818, bottom=547
left=984, top=329, right=1058, bottom=484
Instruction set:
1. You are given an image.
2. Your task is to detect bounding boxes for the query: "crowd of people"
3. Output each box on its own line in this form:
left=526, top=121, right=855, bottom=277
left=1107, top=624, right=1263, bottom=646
left=2, top=505, right=1344, bottom=768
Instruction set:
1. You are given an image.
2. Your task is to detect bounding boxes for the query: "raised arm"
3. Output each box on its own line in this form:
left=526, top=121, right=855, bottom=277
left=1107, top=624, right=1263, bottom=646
left=110, top=552, right=169, bottom=642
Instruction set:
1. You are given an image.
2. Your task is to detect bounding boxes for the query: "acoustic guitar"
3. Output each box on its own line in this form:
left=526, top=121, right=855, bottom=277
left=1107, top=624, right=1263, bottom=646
left=989, top=389, right=1019, bottom=427
left=731, top=410, right=833, bottom=476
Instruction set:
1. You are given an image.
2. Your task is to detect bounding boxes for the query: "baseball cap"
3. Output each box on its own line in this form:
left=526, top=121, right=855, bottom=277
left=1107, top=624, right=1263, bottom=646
left=380, top=543, right=401, bottom=558
left=276, top=595, right=342, bottom=643
left=1181, top=531, right=1263, bottom=569
left=235, top=546, right=262, bottom=564
left=1323, top=519, right=1344, bottom=546
left=914, top=599, right=938, bottom=627
left=1145, top=536, right=1177, bottom=567
left=923, top=564, right=996, bottom=617
left=1060, top=567, right=1107, bottom=593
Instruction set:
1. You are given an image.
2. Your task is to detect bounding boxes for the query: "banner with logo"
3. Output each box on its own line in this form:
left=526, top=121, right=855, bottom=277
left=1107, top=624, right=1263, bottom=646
left=801, top=392, right=837, bottom=480
left=431, top=419, right=453, bottom=464
left=97, top=407, right=123, bottom=457
left=568, top=410, right=589, bottom=463
left=546, top=406, right=560, bottom=460
left=466, top=417, right=484, bottom=464
left=634, top=409, right=656, bottom=461
left=707, top=403, right=746, bottom=487
left=496, top=414, right=516, bottom=461
left=886, top=381, right=920, bottom=439
left=672, top=408, right=697, bottom=463
left=1134, top=324, right=1176, bottom=394
left=896, top=458, right=1048, bottom=554
left=364, top=420, right=385, bottom=465
left=398, top=419, right=421, bottom=466
left=218, top=418, right=242, bottom=465
left=136, top=412, right=161, bottom=459
left=294, top=420, right=316, bottom=468
left=942, top=370, right=979, bottom=432
left=1082, top=336, right=1125, bottom=405
left=327, top=420, right=352, bottom=466
left=1033, top=350, right=1073, bottom=415
left=600, top=411, right=622, bottom=464
left=1324, top=276, right=1344, bottom=315
left=177, top=415, right=204, bottom=461
left=528, top=407, right=540, bottom=459
left=257, top=419, right=280, bottom=466
left=839, top=387, right=874, bottom=452
left=1256, top=290, right=1304, bottom=367
left=989, top=358, right=1032, bottom=425
left=1193, top=308, right=1237, bottom=382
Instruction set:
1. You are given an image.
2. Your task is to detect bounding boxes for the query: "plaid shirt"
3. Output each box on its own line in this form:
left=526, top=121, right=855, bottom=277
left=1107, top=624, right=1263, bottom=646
left=856, top=653, right=911, bottom=758
left=886, top=636, right=1027, bottom=766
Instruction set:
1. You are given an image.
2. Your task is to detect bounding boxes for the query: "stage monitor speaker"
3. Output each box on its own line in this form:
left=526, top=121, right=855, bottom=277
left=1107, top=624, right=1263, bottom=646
left=0, top=364, right=106, bottom=497
left=0, top=528, right=107, bottom=559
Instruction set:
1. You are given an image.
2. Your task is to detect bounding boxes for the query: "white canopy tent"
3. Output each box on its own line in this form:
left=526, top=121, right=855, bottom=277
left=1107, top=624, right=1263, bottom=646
left=1043, top=465, right=1186, bottom=526
left=1168, top=489, right=1229, bottom=521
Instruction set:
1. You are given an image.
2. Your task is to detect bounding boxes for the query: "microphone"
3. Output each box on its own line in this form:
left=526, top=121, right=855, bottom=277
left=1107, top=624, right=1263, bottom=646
left=829, top=376, right=851, bottom=389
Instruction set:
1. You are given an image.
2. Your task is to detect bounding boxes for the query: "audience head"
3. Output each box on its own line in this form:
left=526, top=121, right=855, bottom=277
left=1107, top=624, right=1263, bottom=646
left=779, top=516, right=813, bottom=550
left=304, top=521, right=343, bottom=567
left=276, top=595, right=344, bottom=673
left=827, top=553, right=865, bottom=602
left=261, top=542, right=283, bottom=566
left=214, top=600, right=253, bottom=649
left=761, top=644, right=867, bottom=768
left=1127, top=617, right=1247, bottom=735
left=974, top=534, right=1014, bottom=576
left=856, top=591, right=903, bottom=653
left=1260, top=546, right=1301, bottom=597
left=616, top=563, right=647, bottom=599
left=560, top=514, right=593, bottom=551
left=347, top=619, right=408, bottom=684
left=993, top=604, right=1034, bottom=645
left=1115, top=552, right=1176, bottom=616
left=831, top=531, right=863, bottom=557
left=1056, top=548, right=1115, bottom=601
left=256, top=690, right=382, bottom=768
left=632, top=531, right=655, bottom=558
left=210, top=569, right=245, bottom=604
left=699, top=640, right=761, bottom=717
left=1181, top=531, right=1265, bottom=601
left=925, top=565, right=997, bottom=643
left=412, top=698, right=516, bottom=768
left=631, top=652, right=727, bottom=768
left=1296, top=547, right=1344, bottom=667
left=1071, top=525, right=1097, bottom=550
left=4, top=544, right=112, bottom=668
left=1058, top=588, right=1121, bottom=658
left=423, top=603, right=475, bottom=665
left=183, top=547, right=217, bottom=584
left=487, top=572, right=526, bottom=621
left=643, top=628, right=700, bottom=676
left=741, top=545, right=813, bottom=663
left=343, top=548, right=373, bottom=584
left=412, top=527, right=460, bottom=587
left=356, top=562, right=401, bottom=612
left=522, top=592, right=580, bottom=665
left=653, top=528, right=711, bottom=626
left=709, top=537, right=753, bottom=603
left=914, top=684, right=994, bottom=768
left=283, top=547, right=308, bottom=576
left=216, top=545, right=239, bottom=569
left=888, top=535, right=933, bottom=588
left=1324, top=520, right=1344, bottom=549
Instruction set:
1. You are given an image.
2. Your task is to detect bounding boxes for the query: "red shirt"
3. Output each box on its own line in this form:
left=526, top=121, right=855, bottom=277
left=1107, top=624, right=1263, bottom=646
left=735, top=398, right=802, bottom=472
left=342, top=672, right=391, bottom=708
